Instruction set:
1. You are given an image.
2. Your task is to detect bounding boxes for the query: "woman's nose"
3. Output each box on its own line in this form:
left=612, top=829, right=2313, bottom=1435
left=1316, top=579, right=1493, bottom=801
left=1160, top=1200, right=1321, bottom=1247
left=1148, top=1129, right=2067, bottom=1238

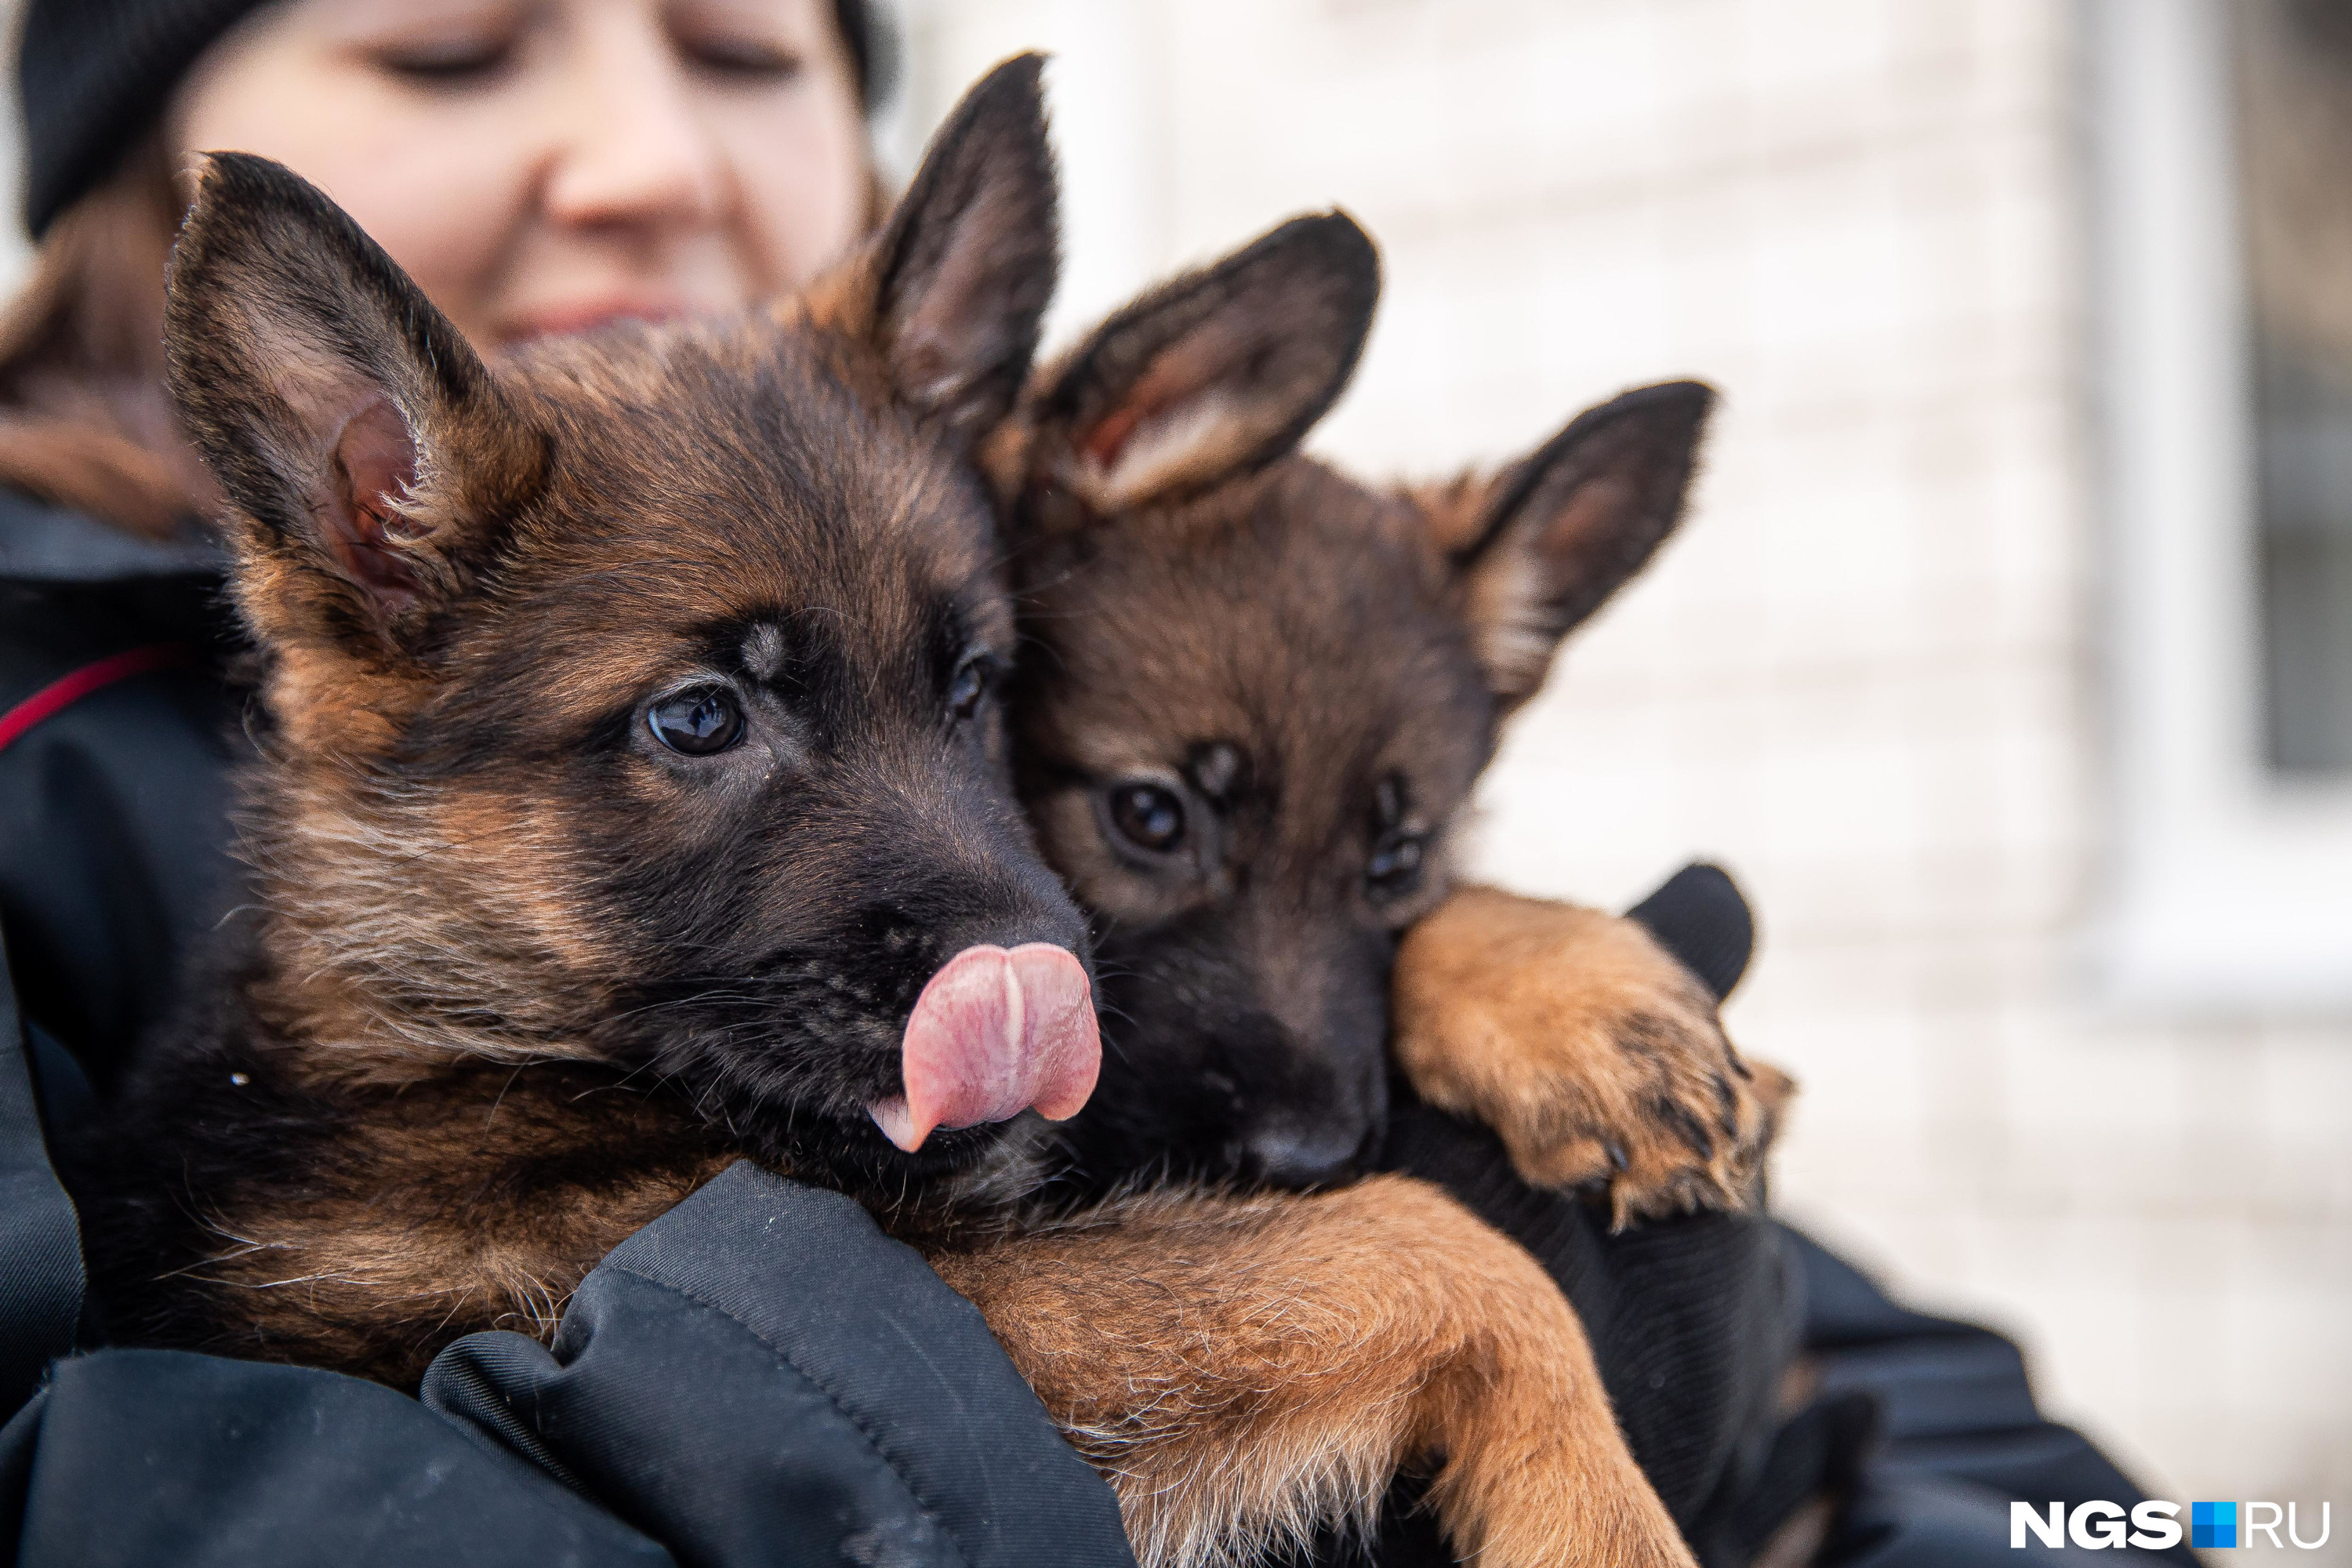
left=540, top=11, right=732, bottom=232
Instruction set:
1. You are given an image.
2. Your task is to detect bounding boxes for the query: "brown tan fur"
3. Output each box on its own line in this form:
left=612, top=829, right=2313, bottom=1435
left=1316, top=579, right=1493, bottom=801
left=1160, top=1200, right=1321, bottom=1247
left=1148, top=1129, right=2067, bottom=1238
left=155, top=1064, right=731, bottom=1385
left=76, top=61, right=1700, bottom=1568
left=1396, top=887, right=1794, bottom=1224
left=933, top=1175, right=1682, bottom=1568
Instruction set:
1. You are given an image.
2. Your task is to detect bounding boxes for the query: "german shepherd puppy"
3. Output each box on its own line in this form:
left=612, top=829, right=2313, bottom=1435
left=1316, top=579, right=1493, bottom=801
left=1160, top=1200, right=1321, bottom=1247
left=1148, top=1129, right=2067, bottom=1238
left=986, top=219, right=1777, bottom=1222
left=71, top=59, right=1694, bottom=1568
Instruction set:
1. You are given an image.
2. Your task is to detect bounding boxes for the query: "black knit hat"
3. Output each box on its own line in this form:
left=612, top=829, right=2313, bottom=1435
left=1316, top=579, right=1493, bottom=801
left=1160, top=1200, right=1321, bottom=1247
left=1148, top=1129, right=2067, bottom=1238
left=16, top=0, right=896, bottom=239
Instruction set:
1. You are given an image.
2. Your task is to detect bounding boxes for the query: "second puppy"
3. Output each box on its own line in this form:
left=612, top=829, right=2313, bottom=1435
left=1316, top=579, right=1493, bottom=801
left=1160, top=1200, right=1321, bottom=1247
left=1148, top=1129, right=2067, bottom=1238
left=989, top=216, right=1782, bottom=1220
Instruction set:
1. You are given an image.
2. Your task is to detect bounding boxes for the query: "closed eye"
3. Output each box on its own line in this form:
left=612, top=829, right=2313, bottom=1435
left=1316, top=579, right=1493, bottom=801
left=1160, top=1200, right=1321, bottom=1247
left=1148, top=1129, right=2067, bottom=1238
left=682, top=31, right=806, bottom=82
left=366, top=27, right=518, bottom=86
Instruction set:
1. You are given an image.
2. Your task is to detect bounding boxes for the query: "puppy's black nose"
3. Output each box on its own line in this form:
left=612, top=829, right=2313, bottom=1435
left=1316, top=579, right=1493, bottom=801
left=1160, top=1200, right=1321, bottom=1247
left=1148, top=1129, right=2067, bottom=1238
left=928, top=859, right=1096, bottom=979
left=1240, top=1118, right=1368, bottom=1190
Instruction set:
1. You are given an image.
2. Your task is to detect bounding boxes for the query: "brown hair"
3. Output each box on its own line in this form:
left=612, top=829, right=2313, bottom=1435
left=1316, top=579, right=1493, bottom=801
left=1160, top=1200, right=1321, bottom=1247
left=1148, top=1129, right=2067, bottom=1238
left=0, top=132, right=204, bottom=539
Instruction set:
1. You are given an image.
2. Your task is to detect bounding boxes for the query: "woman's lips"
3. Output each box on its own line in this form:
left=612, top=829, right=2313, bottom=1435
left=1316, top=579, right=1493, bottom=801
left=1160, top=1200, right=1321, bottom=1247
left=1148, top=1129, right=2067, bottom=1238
left=499, top=296, right=690, bottom=343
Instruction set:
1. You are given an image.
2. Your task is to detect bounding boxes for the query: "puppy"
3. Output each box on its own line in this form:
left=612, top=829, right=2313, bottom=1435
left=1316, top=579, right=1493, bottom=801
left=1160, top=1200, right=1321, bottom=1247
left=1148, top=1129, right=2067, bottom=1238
left=71, top=59, right=1693, bottom=1568
left=987, top=216, right=1780, bottom=1223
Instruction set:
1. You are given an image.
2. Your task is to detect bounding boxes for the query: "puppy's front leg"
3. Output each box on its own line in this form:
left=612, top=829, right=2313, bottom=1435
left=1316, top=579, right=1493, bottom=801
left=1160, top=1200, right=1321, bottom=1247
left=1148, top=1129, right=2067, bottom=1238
left=928, top=1175, right=1693, bottom=1568
left=1393, top=884, right=1791, bottom=1223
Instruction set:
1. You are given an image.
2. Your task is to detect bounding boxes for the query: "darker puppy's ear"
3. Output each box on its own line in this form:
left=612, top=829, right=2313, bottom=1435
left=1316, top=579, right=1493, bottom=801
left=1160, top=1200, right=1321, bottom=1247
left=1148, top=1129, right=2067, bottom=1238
left=1014, top=210, right=1379, bottom=519
left=806, top=52, right=1059, bottom=452
left=165, top=152, right=545, bottom=659
left=1439, top=380, right=1714, bottom=713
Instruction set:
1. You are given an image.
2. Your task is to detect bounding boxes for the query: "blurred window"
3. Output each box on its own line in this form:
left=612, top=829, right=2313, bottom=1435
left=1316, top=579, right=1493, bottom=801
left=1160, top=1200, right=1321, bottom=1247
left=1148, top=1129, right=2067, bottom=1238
left=2091, top=0, right=2352, bottom=1011
left=2238, top=0, right=2352, bottom=774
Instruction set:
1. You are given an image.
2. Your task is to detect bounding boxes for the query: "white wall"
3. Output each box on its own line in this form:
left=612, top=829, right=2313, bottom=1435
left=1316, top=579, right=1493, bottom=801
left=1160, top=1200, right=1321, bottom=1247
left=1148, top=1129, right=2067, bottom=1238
left=896, top=0, right=2351, bottom=1531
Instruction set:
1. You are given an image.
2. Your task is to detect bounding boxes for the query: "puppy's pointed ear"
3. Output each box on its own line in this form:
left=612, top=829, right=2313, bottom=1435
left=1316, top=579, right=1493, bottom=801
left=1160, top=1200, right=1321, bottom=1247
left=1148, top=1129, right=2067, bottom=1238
left=1440, top=380, right=1713, bottom=713
left=165, top=152, right=544, bottom=659
left=1015, top=210, right=1379, bottom=519
left=803, top=53, right=1058, bottom=450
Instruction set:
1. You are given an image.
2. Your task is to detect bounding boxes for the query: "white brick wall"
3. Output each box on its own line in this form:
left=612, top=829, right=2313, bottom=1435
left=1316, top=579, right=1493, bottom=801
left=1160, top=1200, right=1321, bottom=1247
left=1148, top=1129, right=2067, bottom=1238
left=896, top=0, right=2352, bottom=1531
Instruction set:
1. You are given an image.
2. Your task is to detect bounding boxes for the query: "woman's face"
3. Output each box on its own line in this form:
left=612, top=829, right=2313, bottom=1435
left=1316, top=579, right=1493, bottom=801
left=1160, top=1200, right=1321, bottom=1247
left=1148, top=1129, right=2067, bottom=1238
left=170, top=0, right=869, bottom=348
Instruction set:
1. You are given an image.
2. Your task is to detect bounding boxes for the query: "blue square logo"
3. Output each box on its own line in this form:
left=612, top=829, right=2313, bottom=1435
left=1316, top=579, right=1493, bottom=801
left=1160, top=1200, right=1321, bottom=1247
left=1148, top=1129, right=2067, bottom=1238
left=2194, top=1501, right=2238, bottom=1549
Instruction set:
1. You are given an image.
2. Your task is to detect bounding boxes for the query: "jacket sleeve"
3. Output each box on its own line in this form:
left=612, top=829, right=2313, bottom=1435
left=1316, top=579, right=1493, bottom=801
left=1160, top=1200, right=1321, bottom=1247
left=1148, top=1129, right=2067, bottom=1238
left=1791, top=1229, right=2200, bottom=1568
left=421, top=1162, right=1139, bottom=1568
left=0, top=1350, right=677, bottom=1568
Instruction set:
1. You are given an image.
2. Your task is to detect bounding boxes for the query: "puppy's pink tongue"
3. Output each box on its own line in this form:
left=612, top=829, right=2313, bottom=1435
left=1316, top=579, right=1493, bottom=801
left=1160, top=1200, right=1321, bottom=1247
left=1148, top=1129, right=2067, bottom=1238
left=869, top=943, right=1101, bottom=1153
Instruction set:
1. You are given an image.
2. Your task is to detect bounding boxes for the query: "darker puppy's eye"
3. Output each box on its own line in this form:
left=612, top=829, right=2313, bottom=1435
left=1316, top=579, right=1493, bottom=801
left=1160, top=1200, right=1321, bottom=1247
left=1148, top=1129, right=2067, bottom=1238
left=948, top=651, right=1000, bottom=722
left=1109, top=783, right=1187, bottom=855
left=1366, top=831, right=1426, bottom=900
left=648, top=687, right=746, bottom=756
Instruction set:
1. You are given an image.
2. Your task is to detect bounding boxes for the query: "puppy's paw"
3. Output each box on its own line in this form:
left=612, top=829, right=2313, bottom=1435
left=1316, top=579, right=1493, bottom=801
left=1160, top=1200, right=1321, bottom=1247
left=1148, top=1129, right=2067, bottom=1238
left=1392, top=885, right=1791, bottom=1225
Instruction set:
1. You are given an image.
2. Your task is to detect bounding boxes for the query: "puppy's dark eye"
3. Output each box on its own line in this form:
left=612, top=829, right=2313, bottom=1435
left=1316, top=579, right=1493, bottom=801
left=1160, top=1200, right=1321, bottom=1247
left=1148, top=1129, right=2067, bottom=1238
left=648, top=687, right=745, bottom=756
left=948, top=652, right=999, bottom=722
left=1367, top=831, right=1425, bottom=900
left=1109, top=783, right=1186, bottom=855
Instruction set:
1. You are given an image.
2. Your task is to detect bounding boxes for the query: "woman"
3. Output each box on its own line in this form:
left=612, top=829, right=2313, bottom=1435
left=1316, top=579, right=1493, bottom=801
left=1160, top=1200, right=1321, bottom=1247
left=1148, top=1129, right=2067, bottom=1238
left=0, top=6, right=1138, bottom=1566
